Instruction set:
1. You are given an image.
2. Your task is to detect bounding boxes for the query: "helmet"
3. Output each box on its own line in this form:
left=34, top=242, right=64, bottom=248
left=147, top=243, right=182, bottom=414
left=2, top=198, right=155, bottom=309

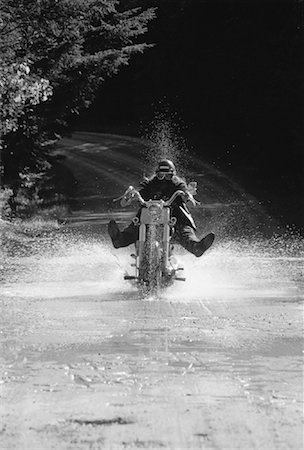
left=156, top=159, right=176, bottom=179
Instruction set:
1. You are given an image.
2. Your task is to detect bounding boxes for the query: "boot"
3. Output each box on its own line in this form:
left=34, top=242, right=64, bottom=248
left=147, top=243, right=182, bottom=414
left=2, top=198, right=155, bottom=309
left=108, top=219, right=121, bottom=248
left=192, top=232, right=215, bottom=257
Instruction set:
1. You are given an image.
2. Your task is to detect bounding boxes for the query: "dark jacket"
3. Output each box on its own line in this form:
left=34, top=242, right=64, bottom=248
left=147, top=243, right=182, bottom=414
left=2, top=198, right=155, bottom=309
left=138, top=176, right=196, bottom=230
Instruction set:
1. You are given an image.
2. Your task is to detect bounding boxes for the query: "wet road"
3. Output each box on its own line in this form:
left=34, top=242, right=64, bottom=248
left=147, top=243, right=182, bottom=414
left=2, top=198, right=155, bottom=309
left=1, top=132, right=303, bottom=449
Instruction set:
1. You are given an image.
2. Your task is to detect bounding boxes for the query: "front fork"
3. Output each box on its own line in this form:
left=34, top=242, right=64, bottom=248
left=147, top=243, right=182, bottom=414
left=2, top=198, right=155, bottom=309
left=137, top=223, right=146, bottom=274
left=134, top=210, right=176, bottom=279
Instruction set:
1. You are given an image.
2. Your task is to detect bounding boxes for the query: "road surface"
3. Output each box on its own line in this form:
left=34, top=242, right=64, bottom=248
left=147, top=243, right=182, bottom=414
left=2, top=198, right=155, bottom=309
left=1, top=132, right=303, bottom=449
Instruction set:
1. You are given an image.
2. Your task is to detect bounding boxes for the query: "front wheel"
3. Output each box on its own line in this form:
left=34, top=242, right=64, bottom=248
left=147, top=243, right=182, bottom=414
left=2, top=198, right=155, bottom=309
left=139, top=225, right=162, bottom=293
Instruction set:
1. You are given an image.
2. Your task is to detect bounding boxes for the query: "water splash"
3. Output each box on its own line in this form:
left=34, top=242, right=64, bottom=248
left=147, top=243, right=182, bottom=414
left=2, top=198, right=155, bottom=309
left=142, top=109, right=190, bottom=177
left=1, top=227, right=303, bottom=303
left=163, top=234, right=304, bottom=302
left=1, top=231, right=134, bottom=299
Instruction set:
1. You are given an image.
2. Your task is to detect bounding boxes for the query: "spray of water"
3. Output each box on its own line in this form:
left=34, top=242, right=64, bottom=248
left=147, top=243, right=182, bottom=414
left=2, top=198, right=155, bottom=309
left=142, top=109, right=190, bottom=178
left=164, top=235, right=304, bottom=303
left=1, top=226, right=303, bottom=303
left=1, top=231, right=134, bottom=299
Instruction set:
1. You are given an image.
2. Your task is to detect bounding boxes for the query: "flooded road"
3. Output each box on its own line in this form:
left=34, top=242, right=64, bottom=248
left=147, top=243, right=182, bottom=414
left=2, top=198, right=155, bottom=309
left=1, top=133, right=303, bottom=449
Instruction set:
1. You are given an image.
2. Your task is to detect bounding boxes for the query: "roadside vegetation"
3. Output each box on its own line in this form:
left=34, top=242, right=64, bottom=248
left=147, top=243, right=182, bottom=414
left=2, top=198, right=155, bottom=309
left=0, top=0, right=156, bottom=244
left=0, top=186, right=64, bottom=256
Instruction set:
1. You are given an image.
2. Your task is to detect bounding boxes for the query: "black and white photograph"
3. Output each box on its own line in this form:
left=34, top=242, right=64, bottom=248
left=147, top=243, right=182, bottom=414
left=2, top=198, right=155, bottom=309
left=0, top=0, right=303, bottom=449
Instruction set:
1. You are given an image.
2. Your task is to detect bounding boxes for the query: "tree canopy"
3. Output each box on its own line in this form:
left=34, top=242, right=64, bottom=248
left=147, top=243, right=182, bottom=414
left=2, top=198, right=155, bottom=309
left=1, top=0, right=155, bottom=132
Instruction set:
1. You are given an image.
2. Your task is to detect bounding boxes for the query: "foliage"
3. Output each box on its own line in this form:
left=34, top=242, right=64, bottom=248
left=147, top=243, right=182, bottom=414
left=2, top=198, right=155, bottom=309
left=0, top=215, right=61, bottom=258
left=0, top=62, right=52, bottom=137
left=0, top=0, right=156, bottom=216
left=14, top=167, right=48, bottom=217
left=0, top=0, right=155, bottom=132
left=0, top=187, right=13, bottom=219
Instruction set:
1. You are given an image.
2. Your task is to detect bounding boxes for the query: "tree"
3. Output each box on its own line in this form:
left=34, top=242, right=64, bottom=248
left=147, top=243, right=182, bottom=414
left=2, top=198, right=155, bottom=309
left=0, top=62, right=52, bottom=137
left=0, top=0, right=156, bottom=213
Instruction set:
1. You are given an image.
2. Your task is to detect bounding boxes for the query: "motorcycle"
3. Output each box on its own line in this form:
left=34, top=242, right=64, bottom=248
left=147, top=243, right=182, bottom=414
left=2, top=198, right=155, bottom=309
left=116, top=186, right=198, bottom=293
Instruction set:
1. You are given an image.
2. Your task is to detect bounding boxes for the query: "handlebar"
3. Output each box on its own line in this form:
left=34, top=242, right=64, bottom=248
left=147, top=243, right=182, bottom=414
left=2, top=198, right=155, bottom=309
left=134, top=189, right=187, bottom=207
left=116, top=187, right=191, bottom=207
left=164, top=190, right=187, bottom=206
left=164, top=190, right=200, bottom=206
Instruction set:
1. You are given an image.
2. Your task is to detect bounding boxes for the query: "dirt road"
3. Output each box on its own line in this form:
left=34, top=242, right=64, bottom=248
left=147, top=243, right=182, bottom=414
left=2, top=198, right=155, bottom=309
left=1, top=132, right=303, bottom=449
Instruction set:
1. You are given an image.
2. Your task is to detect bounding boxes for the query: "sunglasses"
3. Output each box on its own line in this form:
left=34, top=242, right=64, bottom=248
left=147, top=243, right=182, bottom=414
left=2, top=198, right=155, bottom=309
left=156, top=171, right=173, bottom=180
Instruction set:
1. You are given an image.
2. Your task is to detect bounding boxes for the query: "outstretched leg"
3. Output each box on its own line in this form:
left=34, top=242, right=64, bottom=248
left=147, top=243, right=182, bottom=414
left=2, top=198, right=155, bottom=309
left=108, top=220, right=138, bottom=248
left=176, top=225, right=215, bottom=257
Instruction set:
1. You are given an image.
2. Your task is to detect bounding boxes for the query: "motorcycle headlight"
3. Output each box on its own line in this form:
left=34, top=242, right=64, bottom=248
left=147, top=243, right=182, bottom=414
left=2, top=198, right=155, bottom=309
left=148, top=204, right=162, bottom=220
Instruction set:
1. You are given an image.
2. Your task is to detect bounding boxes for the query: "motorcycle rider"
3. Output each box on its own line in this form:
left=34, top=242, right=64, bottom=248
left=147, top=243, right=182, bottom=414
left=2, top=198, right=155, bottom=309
left=108, top=159, right=215, bottom=257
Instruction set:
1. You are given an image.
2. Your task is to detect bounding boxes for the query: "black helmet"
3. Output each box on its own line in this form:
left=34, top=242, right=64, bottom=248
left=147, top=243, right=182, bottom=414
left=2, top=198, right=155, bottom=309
left=156, top=159, right=176, bottom=176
